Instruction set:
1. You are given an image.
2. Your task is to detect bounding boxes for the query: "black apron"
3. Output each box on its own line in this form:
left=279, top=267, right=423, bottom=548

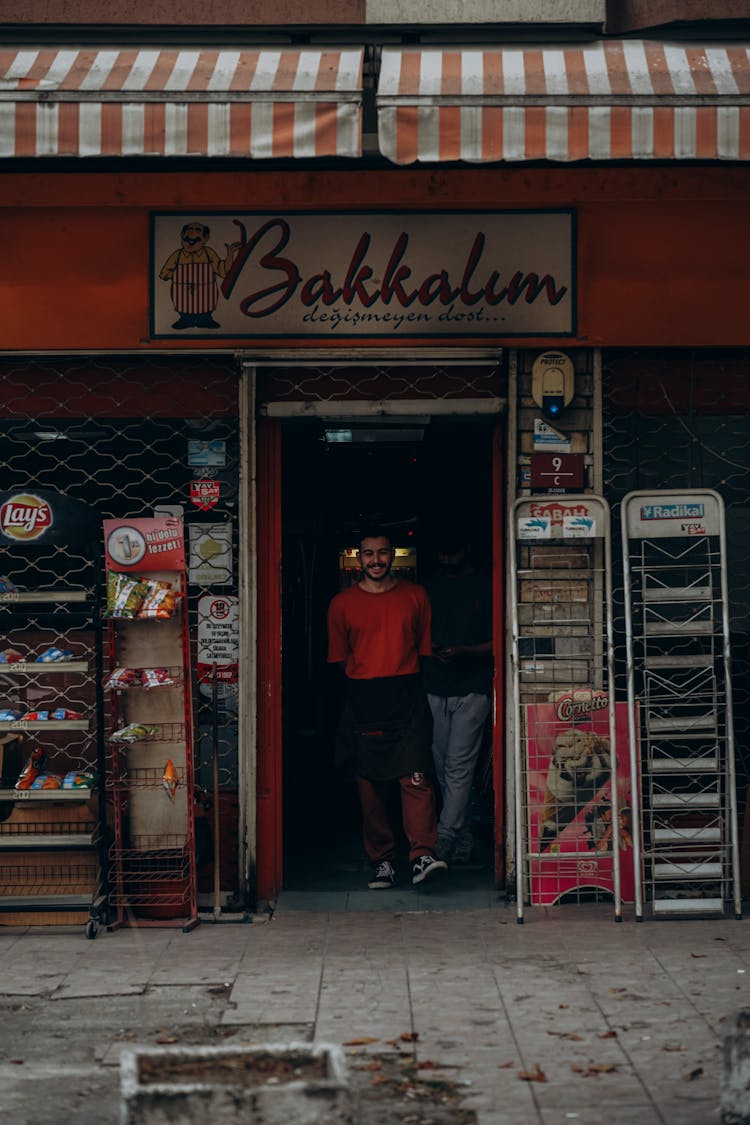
left=336, top=674, right=434, bottom=782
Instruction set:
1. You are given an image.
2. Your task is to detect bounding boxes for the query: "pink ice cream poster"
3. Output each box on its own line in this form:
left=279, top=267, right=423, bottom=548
left=525, top=697, right=636, bottom=906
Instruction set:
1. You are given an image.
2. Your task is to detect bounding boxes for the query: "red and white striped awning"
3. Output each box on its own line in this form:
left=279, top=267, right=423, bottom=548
left=0, top=47, right=363, bottom=158
left=377, top=41, right=750, bottom=163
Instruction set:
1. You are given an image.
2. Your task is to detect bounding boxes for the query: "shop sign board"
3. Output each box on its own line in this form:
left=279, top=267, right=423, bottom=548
left=525, top=698, right=635, bottom=906
left=104, top=516, right=185, bottom=572
left=188, top=523, right=233, bottom=586
left=151, top=210, right=575, bottom=339
left=197, top=594, right=239, bottom=683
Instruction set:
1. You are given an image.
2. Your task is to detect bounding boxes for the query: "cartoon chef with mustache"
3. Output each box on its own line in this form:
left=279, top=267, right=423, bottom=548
left=159, top=221, right=240, bottom=330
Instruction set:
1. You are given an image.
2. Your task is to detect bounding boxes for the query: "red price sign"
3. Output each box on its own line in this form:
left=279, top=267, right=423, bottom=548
left=190, top=480, right=220, bottom=510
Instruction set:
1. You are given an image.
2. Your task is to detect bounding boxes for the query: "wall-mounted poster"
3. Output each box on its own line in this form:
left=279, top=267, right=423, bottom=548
left=525, top=695, right=636, bottom=906
left=103, top=516, right=185, bottom=572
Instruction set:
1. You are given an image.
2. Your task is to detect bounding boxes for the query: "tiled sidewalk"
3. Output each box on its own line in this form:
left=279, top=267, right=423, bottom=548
left=0, top=903, right=747, bottom=1124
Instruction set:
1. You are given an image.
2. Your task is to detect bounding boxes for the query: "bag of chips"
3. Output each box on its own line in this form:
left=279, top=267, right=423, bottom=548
left=104, top=667, right=141, bottom=689
left=20, top=710, right=50, bottom=721
left=35, top=646, right=74, bottom=663
left=0, top=649, right=24, bottom=664
left=106, top=571, right=149, bottom=618
left=0, top=576, right=17, bottom=594
left=0, top=708, right=23, bottom=720
left=62, top=770, right=96, bottom=789
left=138, top=579, right=179, bottom=619
left=162, top=758, right=179, bottom=800
left=15, top=746, right=46, bottom=789
left=51, top=708, right=83, bottom=720
left=31, top=773, right=63, bottom=790
left=141, top=667, right=176, bottom=689
left=111, top=723, right=158, bottom=743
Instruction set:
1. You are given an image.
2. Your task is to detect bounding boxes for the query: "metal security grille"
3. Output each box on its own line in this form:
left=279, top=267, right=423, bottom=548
left=0, top=355, right=241, bottom=893
left=603, top=350, right=750, bottom=911
left=258, top=360, right=505, bottom=406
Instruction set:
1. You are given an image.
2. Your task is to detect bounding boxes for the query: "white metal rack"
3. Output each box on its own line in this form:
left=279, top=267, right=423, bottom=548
left=510, top=495, right=629, bottom=923
left=621, top=489, right=742, bottom=920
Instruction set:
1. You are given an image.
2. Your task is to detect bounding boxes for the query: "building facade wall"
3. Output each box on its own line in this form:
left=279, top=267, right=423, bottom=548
left=4, top=166, right=750, bottom=352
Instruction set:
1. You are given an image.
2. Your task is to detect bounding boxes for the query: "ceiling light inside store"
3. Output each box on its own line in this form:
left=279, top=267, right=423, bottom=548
left=325, top=428, right=425, bottom=444
left=324, top=415, right=429, bottom=444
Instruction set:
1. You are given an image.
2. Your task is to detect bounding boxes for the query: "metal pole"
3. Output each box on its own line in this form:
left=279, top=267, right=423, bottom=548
left=621, top=496, right=644, bottom=921
left=212, top=663, right=221, bottom=920
left=716, top=493, right=743, bottom=919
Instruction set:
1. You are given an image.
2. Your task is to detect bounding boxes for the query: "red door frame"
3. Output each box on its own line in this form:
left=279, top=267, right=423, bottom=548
left=255, top=410, right=507, bottom=903
left=491, top=418, right=506, bottom=886
left=255, top=415, right=283, bottom=904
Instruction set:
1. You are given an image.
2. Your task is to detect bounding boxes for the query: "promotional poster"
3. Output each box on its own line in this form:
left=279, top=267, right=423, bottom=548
left=525, top=695, right=636, bottom=905
left=104, top=517, right=185, bottom=573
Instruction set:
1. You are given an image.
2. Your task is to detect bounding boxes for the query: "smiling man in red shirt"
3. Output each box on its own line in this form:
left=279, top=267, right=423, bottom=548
left=327, top=529, right=447, bottom=890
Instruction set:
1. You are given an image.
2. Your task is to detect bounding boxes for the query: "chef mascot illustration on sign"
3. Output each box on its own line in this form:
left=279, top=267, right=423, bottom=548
left=159, top=221, right=240, bottom=330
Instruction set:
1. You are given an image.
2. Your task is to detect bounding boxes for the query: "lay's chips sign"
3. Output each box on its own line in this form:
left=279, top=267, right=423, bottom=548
left=0, top=490, right=97, bottom=545
left=0, top=493, right=53, bottom=541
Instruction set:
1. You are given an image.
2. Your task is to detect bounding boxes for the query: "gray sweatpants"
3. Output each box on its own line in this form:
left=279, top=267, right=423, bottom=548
left=428, top=692, right=491, bottom=858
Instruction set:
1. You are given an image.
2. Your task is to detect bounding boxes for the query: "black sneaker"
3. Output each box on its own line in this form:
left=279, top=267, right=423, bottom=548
left=412, top=854, right=448, bottom=886
left=368, top=860, right=396, bottom=889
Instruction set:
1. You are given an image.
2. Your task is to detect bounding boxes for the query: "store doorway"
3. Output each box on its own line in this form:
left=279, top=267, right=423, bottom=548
left=277, top=412, right=501, bottom=892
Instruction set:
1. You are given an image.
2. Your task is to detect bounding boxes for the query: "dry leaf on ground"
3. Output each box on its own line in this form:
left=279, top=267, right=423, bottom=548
left=572, top=1062, right=618, bottom=1076
left=518, top=1064, right=547, bottom=1083
left=684, top=1067, right=704, bottom=1081
left=344, top=1037, right=380, bottom=1046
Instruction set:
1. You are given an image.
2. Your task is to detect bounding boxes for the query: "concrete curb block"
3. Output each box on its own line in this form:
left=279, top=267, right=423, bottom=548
left=120, top=1040, right=352, bottom=1124
left=722, top=1010, right=750, bottom=1125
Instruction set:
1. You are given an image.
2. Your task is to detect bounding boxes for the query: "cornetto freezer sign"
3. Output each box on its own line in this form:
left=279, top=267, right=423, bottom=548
left=151, top=211, right=575, bottom=339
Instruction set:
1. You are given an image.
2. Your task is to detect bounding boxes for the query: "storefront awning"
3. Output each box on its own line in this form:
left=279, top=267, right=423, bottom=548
left=0, top=47, right=363, bottom=158
left=377, top=41, right=750, bottom=164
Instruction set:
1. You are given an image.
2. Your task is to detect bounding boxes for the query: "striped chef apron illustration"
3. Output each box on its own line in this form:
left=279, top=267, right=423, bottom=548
left=171, top=260, right=218, bottom=317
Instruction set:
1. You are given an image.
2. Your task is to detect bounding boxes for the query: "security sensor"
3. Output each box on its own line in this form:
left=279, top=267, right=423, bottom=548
left=531, top=351, right=574, bottom=421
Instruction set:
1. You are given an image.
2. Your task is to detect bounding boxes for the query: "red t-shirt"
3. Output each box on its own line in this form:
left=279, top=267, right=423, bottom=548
left=327, top=580, right=432, bottom=680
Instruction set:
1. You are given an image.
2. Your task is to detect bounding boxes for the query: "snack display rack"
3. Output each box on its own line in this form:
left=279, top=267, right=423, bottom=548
left=509, top=495, right=632, bottom=923
left=103, top=517, right=198, bottom=931
left=0, top=491, right=108, bottom=937
left=622, top=489, right=742, bottom=920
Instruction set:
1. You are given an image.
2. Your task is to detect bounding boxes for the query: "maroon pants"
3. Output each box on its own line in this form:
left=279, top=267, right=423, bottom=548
left=356, top=773, right=439, bottom=864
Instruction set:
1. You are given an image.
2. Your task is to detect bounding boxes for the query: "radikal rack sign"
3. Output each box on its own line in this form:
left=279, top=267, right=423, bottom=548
left=151, top=211, right=575, bottom=339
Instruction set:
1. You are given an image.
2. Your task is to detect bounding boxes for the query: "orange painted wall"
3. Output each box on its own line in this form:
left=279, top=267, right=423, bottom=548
left=3, top=166, right=750, bottom=351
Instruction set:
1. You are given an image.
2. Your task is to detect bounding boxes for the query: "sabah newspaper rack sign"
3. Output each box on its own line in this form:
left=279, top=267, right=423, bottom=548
left=509, top=495, right=632, bottom=921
